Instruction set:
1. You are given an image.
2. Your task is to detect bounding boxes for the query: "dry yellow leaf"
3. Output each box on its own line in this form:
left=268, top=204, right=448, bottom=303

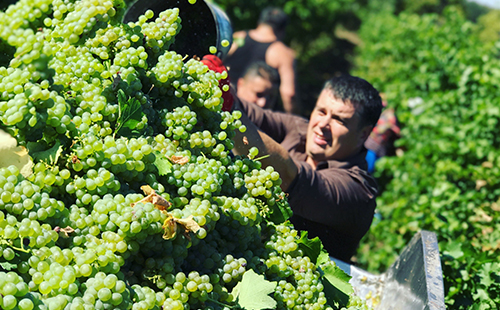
left=54, top=226, right=75, bottom=238
left=491, top=202, right=500, bottom=212
left=176, top=215, right=201, bottom=234
left=161, top=214, right=201, bottom=240
left=170, top=155, right=189, bottom=165
left=132, top=186, right=172, bottom=211
left=0, top=129, right=33, bottom=177
left=14, top=147, right=29, bottom=157
left=162, top=214, right=178, bottom=239
left=482, top=161, right=493, bottom=168
left=140, top=185, right=155, bottom=195
left=151, top=194, right=172, bottom=211
left=475, top=180, right=488, bottom=191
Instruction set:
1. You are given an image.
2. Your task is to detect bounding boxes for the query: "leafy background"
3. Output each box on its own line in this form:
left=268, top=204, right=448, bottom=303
left=215, top=0, right=500, bottom=309
left=2, top=0, right=500, bottom=308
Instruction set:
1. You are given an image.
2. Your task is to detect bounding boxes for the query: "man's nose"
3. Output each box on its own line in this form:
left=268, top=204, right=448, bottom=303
left=317, top=115, right=330, bottom=129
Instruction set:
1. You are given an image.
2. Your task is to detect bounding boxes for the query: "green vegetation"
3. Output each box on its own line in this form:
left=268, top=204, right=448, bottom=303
left=353, top=7, right=500, bottom=310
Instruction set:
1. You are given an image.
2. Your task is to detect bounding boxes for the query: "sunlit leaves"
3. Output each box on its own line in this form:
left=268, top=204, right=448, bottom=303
left=231, top=269, right=277, bottom=310
left=353, top=6, right=500, bottom=310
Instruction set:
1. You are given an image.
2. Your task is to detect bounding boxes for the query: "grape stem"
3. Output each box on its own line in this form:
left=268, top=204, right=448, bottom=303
left=0, top=238, right=31, bottom=253
left=253, top=154, right=270, bottom=161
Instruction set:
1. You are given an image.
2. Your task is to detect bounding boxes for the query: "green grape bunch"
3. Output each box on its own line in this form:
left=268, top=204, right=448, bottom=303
left=0, top=0, right=366, bottom=309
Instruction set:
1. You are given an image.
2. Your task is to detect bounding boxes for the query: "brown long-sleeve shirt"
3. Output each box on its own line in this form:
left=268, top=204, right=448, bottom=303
left=239, top=100, right=378, bottom=262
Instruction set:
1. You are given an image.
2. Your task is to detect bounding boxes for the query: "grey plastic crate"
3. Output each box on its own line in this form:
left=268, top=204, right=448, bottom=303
left=332, top=230, right=446, bottom=310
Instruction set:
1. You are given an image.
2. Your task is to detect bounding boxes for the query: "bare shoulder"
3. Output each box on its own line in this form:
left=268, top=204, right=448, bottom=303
left=266, top=42, right=296, bottom=66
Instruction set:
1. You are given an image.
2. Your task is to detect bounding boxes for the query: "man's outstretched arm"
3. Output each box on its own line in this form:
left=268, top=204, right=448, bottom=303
left=232, top=99, right=298, bottom=191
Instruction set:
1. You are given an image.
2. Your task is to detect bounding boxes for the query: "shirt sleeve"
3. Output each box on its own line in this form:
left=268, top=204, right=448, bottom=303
left=238, top=99, right=306, bottom=143
left=286, top=161, right=378, bottom=235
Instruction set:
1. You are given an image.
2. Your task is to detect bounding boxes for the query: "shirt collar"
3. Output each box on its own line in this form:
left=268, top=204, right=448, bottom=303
left=317, top=148, right=369, bottom=171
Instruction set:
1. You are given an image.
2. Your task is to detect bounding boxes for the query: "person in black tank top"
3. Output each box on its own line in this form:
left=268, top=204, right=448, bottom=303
left=223, top=7, right=299, bottom=114
left=224, top=31, right=276, bottom=83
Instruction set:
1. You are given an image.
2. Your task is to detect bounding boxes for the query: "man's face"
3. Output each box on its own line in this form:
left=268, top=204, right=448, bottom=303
left=306, top=89, right=371, bottom=164
left=237, top=75, right=276, bottom=109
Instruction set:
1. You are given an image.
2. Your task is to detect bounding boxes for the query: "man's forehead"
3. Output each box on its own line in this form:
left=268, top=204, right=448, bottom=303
left=316, top=89, right=364, bottom=121
left=318, top=89, right=357, bottom=108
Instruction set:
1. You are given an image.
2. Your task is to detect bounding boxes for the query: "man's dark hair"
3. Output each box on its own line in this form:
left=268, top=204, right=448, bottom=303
left=243, top=61, right=280, bottom=86
left=258, top=7, right=288, bottom=33
left=324, top=75, right=382, bottom=128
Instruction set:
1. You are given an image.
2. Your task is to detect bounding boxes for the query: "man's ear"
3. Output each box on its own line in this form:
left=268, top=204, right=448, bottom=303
left=357, top=125, right=373, bottom=147
left=236, top=78, right=244, bottom=90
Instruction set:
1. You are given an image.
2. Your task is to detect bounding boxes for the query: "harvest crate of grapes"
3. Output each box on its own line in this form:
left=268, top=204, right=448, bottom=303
left=0, top=0, right=446, bottom=309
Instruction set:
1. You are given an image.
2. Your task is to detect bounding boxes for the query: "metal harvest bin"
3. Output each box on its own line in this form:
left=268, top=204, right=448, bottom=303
left=123, top=0, right=233, bottom=60
left=332, top=230, right=446, bottom=310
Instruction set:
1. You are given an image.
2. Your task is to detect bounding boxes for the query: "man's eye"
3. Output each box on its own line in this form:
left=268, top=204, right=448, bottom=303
left=334, top=118, right=345, bottom=125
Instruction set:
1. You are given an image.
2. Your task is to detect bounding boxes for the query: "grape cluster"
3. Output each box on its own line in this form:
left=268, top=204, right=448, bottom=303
left=0, top=0, right=366, bottom=309
left=262, top=224, right=329, bottom=309
left=0, top=271, right=41, bottom=310
left=220, top=254, right=247, bottom=284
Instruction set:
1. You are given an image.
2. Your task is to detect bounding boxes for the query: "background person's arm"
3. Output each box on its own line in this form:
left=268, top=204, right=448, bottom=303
left=267, top=42, right=298, bottom=114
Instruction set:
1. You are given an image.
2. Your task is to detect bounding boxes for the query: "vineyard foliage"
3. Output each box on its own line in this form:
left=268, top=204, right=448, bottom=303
left=0, top=0, right=363, bottom=309
left=353, top=7, right=500, bottom=309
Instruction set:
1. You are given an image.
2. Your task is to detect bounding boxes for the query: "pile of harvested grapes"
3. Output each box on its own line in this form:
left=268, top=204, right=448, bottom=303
left=0, top=0, right=369, bottom=309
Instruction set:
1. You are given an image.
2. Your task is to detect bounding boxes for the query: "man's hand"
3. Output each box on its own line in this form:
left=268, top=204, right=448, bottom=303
left=201, top=55, right=234, bottom=112
left=231, top=99, right=298, bottom=191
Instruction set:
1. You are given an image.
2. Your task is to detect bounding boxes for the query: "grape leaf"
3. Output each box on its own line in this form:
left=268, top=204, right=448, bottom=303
left=115, top=89, right=144, bottom=135
left=231, top=269, right=277, bottom=310
left=29, top=140, right=63, bottom=166
left=443, top=241, right=464, bottom=259
left=297, top=231, right=330, bottom=266
left=478, top=263, right=494, bottom=288
left=321, top=263, right=353, bottom=308
left=268, top=195, right=293, bottom=224
left=153, top=151, right=172, bottom=175
left=0, top=261, right=17, bottom=271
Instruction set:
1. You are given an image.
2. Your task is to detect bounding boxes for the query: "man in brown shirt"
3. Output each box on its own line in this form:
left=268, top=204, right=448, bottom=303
left=232, top=75, right=383, bottom=262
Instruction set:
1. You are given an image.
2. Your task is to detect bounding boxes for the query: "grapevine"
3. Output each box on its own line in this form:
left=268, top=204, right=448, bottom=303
left=0, top=0, right=366, bottom=309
